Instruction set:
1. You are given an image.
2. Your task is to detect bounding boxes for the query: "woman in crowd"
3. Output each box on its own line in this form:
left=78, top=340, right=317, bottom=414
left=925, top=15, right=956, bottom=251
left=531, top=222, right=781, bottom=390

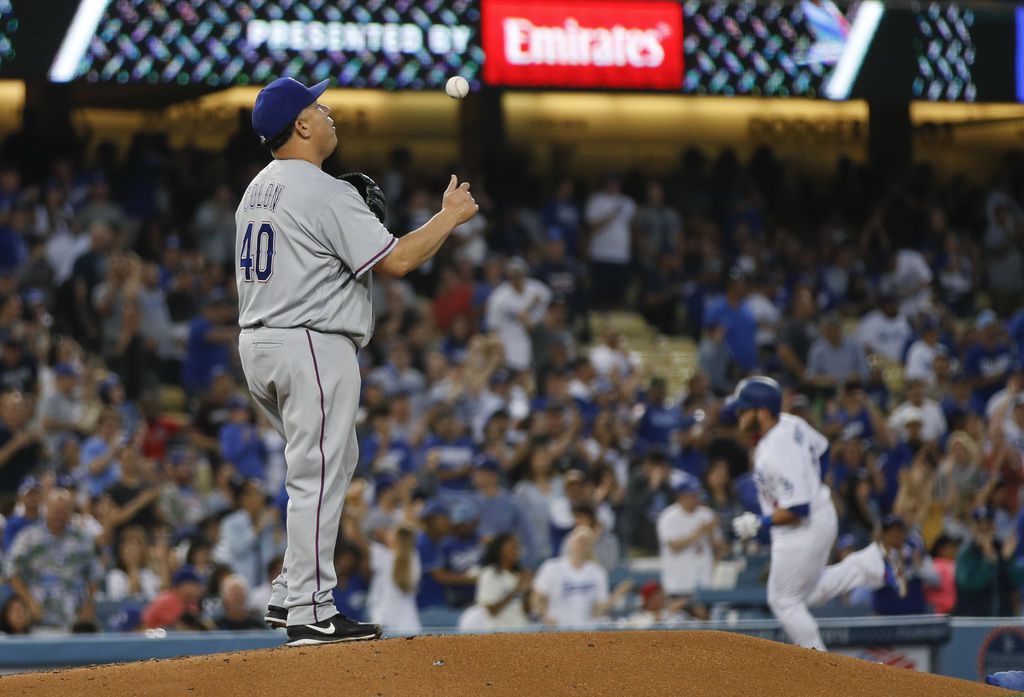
left=471, top=533, right=531, bottom=630
left=104, top=526, right=162, bottom=601
left=530, top=526, right=632, bottom=627
left=368, top=523, right=421, bottom=633
left=513, top=445, right=563, bottom=562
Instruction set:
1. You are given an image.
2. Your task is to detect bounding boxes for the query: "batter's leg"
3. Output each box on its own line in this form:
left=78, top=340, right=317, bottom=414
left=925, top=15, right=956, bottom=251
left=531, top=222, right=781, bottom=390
left=767, top=508, right=837, bottom=650
left=767, top=544, right=826, bottom=650
left=807, top=541, right=886, bottom=607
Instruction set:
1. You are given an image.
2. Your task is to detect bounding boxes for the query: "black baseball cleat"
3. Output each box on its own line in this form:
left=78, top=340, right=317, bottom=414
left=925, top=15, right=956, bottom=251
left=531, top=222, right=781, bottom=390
left=286, top=613, right=383, bottom=646
left=265, top=605, right=287, bottom=628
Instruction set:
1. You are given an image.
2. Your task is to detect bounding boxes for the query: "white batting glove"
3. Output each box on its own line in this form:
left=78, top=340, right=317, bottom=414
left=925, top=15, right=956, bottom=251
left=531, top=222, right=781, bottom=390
left=732, top=512, right=762, bottom=540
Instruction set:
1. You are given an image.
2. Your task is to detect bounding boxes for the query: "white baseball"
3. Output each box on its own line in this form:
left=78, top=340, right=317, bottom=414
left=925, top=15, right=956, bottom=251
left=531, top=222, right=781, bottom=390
left=445, top=76, right=470, bottom=99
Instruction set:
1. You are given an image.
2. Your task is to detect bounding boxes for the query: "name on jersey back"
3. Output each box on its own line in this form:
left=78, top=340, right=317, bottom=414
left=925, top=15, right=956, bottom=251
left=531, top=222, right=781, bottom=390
left=244, top=181, right=286, bottom=212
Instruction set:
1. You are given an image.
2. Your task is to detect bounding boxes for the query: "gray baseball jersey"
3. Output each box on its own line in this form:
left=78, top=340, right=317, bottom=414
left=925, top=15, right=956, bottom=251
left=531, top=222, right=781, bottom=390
left=234, top=158, right=395, bottom=628
left=235, top=158, right=397, bottom=347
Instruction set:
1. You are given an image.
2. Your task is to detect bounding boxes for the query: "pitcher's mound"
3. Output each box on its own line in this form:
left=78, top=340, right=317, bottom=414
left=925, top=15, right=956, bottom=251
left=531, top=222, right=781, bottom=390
left=0, top=630, right=1010, bottom=696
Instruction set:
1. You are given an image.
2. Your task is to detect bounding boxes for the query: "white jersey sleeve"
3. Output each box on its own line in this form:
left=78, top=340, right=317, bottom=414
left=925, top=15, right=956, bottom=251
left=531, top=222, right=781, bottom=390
left=317, top=183, right=397, bottom=279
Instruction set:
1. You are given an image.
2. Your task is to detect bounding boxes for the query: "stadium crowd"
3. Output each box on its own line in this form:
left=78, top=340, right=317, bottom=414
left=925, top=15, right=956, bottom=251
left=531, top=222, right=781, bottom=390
left=0, top=126, right=1023, bottom=636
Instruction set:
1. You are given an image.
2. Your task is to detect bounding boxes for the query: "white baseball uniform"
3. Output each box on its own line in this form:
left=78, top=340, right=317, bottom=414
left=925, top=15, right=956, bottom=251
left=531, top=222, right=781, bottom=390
left=753, top=413, right=886, bottom=650
left=235, top=159, right=397, bottom=626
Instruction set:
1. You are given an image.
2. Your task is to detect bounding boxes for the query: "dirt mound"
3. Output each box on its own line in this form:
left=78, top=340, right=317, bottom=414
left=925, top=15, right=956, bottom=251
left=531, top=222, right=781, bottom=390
left=0, top=630, right=1010, bottom=697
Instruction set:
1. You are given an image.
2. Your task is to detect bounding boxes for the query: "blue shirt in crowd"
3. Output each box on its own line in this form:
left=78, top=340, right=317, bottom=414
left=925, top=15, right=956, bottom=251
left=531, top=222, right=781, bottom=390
left=182, top=316, right=230, bottom=395
left=703, top=297, right=758, bottom=370
left=415, top=532, right=449, bottom=609
left=441, top=534, right=483, bottom=608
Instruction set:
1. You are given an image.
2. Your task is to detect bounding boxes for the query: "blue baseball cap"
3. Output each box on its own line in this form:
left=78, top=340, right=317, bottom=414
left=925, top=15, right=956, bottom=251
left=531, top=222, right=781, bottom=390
left=976, top=309, right=998, bottom=330
left=171, top=565, right=203, bottom=587
left=55, top=362, right=79, bottom=378
left=474, top=455, right=501, bottom=474
left=450, top=501, right=479, bottom=525
left=673, top=477, right=704, bottom=498
left=419, top=499, right=449, bottom=520
left=252, top=77, right=330, bottom=143
left=17, top=475, right=41, bottom=496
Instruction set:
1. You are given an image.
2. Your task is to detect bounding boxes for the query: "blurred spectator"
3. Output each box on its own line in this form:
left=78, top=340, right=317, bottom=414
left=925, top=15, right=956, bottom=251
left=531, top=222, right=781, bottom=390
left=871, top=516, right=930, bottom=615
left=806, top=314, right=870, bottom=392
left=639, top=252, right=684, bottom=336
left=0, top=337, right=37, bottom=394
left=79, top=406, right=126, bottom=498
left=933, top=432, right=987, bottom=525
left=0, top=391, right=43, bottom=506
left=421, top=408, right=475, bottom=498
left=0, top=595, right=32, bottom=635
left=368, top=523, right=421, bottom=633
left=38, top=362, right=85, bottom=455
left=102, top=439, right=164, bottom=537
left=698, top=321, right=738, bottom=396
left=531, top=298, right=576, bottom=386
left=194, top=184, right=236, bottom=268
left=889, top=379, right=947, bottom=445
left=879, top=247, right=933, bottom=318
left=634, top=180, right=682, bottom=270
left=213, top=479, right=283, bottom=588
left=7, top=489, right=102, bottom=631
left=415, top=499, right=455, bottom=610
left=924, top=533, right=959, bottom=614
left=3, top=476, right=42, bottom=548
left=104, top=526, right=163, bottom=602
left=441, top=501, right=484, bottom=609
left=360, top=404, right=416, bottom=489
left=567, top=502, right=620, bottom=573
left=531, top=526, right=632, bottom=627
left=214, top=574, right=266, bottom=630
left=625, top=580, right=694, bottom=628
left=703, top=459, right=744, bottom=542
left=513, top=446, right=562, bottom=563
left=584, top=173, right=636, bottom=311
left=622, top=449, right=675, bottom=554
left=182, top=295, right=236, bottom=396
left=368, top=343, right=426, bottom=399
left=703, top=269, right=758, bottom=373
left=533, top=238, right=587, bottom=335
left=856, top=293, right=911, bottom=363
left=983, top=192, right=1024, bottom=315
left=471, top=533, right=531, bottom=630
left=190, top=367, right=234, bottom=461
left=776, top=286, right=819, bottom=387
left=470, top=457, right=537, bottom=568
left=964, top=310, right=1014, bottom=414
left=331, top=543, right=369, bottom=623
left=218, top=397, right=267, bottom=481
left=657, top=478, right=718, bottom=601
left=904, top=317, right=944, bottom=385
left=484, top=257, right=552, bottom=371
left=588, top=328, right=632, bottom=380
left=541, top=178, right=582, bottom=258
left=142, top=565, right=209, bottom=630
left=953, top=506, right=1021, bottom=616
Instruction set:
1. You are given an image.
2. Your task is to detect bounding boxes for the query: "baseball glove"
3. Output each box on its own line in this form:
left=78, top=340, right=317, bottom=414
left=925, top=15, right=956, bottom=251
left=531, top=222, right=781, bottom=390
left=338, top=172, right=387, bottom=225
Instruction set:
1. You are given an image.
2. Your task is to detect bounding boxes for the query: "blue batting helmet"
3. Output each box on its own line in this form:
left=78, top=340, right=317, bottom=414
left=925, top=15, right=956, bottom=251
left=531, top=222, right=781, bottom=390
left=733, top=376, right=782, bottom=416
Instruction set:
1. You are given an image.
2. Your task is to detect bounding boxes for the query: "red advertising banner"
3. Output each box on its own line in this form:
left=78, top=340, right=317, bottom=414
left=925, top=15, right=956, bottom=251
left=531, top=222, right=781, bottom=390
left=482, top=0, right=683, bottom=90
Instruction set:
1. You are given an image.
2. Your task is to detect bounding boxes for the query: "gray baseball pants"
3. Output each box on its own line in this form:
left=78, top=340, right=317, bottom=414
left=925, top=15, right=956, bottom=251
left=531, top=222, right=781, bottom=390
left=238, top=327, right=360, bottom=626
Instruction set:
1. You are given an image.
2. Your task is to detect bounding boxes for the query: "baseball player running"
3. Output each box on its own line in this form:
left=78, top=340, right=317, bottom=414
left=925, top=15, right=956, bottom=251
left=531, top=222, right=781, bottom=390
left=730, top=377, right=894, bottom=650
left=236, top=77, right=478, bottom=646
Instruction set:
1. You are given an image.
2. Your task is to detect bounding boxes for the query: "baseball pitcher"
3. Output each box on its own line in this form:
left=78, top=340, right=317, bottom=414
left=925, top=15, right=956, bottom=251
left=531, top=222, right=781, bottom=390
left=235, top=77, right=477, bottom=646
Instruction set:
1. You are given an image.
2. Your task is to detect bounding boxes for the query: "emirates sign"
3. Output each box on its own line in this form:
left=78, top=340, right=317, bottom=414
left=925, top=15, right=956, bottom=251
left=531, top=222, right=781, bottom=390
left=482, top=0, right=683, bottom=89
